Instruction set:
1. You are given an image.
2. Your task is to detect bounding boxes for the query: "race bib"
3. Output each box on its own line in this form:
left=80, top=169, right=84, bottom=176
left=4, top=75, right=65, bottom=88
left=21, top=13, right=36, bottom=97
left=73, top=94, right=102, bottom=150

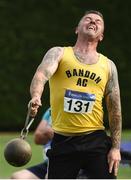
left=64, top=89, right=96, bottom=113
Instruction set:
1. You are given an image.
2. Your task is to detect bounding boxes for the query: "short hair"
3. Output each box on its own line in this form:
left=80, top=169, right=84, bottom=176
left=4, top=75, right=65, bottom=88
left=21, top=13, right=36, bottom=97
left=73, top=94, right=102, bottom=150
left=84, top=10, right=104, bottom=20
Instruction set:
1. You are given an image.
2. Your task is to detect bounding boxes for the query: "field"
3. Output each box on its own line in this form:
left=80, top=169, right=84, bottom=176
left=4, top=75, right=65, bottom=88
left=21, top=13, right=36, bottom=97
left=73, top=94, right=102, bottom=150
left=0, top=130, right=131, bottom=179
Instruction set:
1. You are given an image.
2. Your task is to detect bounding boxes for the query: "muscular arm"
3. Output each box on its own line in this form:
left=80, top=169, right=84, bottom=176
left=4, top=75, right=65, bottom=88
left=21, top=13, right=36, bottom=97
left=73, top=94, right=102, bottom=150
left=30, top=46, right=64, bottom=99
left=105, top=60, right=122, bottom=149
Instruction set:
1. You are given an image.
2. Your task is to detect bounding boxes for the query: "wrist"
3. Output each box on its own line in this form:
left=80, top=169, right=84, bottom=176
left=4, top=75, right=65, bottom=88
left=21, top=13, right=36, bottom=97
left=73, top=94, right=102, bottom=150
left=111, top=146, right=120, bottom=151
left=32, top=93, right=41, bottom=99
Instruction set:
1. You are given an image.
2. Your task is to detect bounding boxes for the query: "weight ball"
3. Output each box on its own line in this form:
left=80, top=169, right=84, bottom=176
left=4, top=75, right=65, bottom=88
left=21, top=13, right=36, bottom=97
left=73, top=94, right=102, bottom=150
left=4, top=138, right=32, bottom=167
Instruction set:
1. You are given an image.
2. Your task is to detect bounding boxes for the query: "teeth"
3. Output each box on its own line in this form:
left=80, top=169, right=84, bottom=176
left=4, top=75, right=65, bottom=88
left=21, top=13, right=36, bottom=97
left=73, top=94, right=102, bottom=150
left=88, top=26, right=95, bottom=31
left=88, top=27, right=94, bottom=30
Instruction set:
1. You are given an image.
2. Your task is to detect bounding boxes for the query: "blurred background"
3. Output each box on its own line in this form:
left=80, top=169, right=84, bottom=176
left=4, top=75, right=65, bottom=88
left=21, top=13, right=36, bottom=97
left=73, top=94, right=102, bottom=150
left=0, top=0, right=131, bottom=130
left=0, top=0, right=131, bottom=178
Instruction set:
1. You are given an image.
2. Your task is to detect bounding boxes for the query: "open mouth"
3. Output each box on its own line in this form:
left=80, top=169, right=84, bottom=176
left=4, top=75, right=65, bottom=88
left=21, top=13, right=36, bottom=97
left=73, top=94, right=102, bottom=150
left=88, top=25, right=96, bottom=31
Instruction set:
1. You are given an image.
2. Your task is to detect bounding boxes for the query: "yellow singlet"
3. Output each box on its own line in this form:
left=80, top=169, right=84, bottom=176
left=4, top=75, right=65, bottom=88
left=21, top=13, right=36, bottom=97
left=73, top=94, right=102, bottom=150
left=49, top=47, right=110, bottom=134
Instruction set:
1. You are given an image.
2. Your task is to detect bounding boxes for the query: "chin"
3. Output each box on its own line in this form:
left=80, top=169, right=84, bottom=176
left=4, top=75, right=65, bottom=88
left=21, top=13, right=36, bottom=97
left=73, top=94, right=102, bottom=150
left=84, top=32, right=95, bottom=38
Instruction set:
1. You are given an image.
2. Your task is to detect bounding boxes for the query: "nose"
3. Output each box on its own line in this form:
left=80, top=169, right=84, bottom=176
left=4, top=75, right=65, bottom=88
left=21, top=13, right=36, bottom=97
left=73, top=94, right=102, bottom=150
left=90, top=19, right=96, bottom=24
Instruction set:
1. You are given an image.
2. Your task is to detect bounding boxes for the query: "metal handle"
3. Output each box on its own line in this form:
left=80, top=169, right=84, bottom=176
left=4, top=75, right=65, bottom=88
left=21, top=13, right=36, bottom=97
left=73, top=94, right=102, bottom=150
left=20, top=105, right=34, bottom=139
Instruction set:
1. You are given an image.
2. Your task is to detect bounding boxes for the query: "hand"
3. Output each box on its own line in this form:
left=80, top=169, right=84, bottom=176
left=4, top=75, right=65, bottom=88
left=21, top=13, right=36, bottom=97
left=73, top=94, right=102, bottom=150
left=107, top=147, right=121, bottom=176
left=28, top=97, right=42, bottom=117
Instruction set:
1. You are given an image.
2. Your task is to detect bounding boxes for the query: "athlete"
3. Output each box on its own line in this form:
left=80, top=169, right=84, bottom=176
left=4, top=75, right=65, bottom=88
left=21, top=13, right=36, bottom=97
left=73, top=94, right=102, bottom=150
left=29, top=10, right=122, bottom=178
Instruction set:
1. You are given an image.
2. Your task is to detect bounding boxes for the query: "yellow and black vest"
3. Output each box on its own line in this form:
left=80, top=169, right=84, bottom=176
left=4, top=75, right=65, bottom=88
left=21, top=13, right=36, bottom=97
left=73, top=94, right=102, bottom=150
left=49, top=47, right=109, bottom=133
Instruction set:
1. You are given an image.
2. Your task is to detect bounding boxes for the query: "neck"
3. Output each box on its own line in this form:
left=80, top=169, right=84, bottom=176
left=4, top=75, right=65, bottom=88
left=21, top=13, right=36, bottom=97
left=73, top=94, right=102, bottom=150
left=74, top=37, right=98, bottom=54
left=73, top=39, right=99, bottom=65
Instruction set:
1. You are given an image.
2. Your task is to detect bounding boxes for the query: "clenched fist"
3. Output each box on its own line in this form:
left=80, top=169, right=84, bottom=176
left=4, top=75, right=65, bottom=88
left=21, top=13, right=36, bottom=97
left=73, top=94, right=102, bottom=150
left=28, top=97, right=42, bottom=117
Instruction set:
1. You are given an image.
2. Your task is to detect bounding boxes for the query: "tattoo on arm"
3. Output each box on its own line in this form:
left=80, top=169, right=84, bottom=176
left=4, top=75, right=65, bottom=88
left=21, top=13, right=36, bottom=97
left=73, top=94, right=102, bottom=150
left=105, top=60, right=122, bottom=149
left=30, top=47, right=63, bottom=98
left=38, top=47, right=63, bottom=79
left=30, top=75, right=46, bottom=98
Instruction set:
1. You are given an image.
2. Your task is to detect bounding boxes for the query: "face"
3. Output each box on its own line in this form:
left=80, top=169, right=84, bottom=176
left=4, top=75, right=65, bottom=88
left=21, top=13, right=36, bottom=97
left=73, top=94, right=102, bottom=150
left=76, top=13, right=104, bottom=41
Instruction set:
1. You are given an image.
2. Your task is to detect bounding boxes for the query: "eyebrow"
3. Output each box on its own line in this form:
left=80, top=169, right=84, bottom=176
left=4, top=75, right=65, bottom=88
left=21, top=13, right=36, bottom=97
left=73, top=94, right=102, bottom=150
left=84, top=15, right=102, bottom=20
left=83, top=16, right=104, bottom=23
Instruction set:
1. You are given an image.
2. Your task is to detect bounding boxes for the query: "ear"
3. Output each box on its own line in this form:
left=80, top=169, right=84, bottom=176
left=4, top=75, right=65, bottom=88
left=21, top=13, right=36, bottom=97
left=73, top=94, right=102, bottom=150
left=99, top=33, right=104, bottom=41
left=75, top=27, right=78, bottom=34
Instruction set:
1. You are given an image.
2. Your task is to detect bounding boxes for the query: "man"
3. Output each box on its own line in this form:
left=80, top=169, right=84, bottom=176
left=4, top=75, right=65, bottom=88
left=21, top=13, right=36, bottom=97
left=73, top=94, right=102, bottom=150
left=29, top=10, right=122, bottom=179
left=11, top=108, right=53, bottom=179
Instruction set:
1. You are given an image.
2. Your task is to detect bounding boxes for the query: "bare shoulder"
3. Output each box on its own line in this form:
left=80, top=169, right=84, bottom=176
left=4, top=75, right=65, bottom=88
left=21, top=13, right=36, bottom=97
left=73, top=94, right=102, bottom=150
left=105, top=59, right=119, bottom=96
left=36, top=47, right=64, bottom=79
left=44, top=46, right=64, bottom=63
left=108, top=59, right=118, bottom=80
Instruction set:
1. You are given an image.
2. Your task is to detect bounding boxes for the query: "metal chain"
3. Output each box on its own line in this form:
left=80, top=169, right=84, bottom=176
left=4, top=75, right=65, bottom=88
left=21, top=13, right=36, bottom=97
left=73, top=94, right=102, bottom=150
left=20, top=105, right=34, bottom=139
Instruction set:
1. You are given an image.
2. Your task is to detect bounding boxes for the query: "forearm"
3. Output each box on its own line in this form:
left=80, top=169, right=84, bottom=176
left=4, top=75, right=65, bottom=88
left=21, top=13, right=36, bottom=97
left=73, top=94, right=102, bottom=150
left=109, top=108, right=122, bottom=149
left=106, top=81, right=122, bottom=149
left=106, top=85, right=122, bottom=149
left=30, top=71, right=47, bottom=99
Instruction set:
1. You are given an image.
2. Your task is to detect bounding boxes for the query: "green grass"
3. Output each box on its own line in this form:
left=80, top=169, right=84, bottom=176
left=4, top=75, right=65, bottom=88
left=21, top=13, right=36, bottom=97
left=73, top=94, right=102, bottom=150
left=0, top=130, right=131, bottom=179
